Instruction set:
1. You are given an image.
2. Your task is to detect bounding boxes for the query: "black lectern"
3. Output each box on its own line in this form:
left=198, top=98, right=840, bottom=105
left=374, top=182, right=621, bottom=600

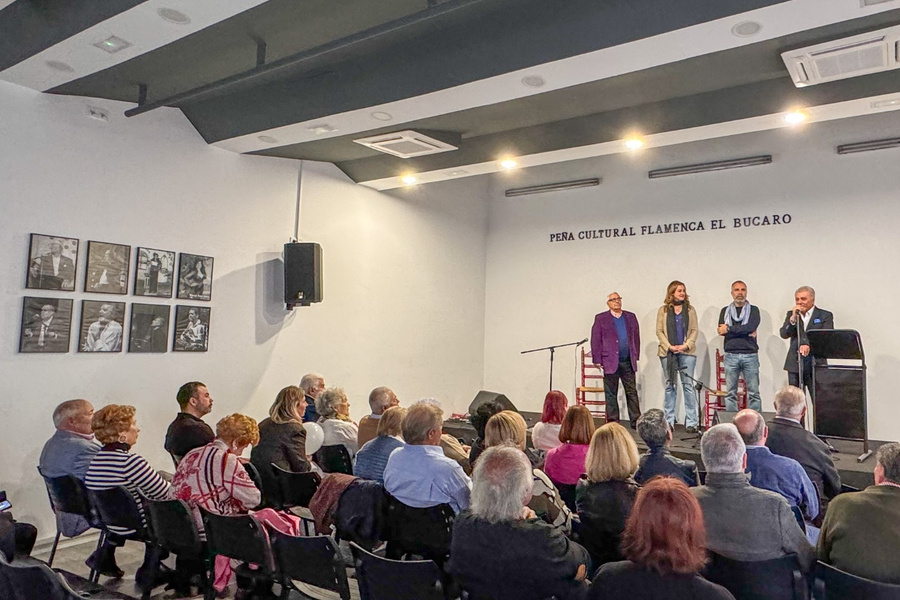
left=807, top=329, right=871, bottom=462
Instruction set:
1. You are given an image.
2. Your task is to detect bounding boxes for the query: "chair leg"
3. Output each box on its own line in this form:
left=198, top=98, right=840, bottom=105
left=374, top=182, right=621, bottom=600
left=89, top=531, right=106, bottom=583
left=47, top=531, right=61, bottom=567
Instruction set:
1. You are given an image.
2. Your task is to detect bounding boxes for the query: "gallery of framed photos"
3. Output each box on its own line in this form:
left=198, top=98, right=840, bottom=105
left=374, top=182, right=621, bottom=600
left=20, top=233, right=214, bottom=354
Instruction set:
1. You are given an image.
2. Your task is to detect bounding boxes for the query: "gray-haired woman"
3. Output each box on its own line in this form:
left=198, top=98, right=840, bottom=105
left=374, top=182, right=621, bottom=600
left=316, top=387, right=359, bottom=459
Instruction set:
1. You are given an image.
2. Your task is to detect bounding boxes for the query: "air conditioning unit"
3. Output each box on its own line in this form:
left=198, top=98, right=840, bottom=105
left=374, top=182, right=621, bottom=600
left=781, top=24, right=900, bottom=87
left=353, top=130, right=459, bottom=158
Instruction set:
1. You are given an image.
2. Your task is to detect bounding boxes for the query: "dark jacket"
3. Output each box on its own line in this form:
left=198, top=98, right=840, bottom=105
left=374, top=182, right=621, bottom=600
left=590, top=561, right=734, bottom=600
left=778, top=307, right=834, bottom=372
left=717, top=305, right=760, bottom=354
left=334, top=479, right=387, bottom=550
left=576, top=477, right=640, bottom=567
left=635, top=447, right=698, bottom=487
left=450, top=512, right=590, bottom=600
left=766, top=417, right=841, bottom=520
left=164, top=413, right=214, bottom=463
left=250, top=418, right=310, bottom=503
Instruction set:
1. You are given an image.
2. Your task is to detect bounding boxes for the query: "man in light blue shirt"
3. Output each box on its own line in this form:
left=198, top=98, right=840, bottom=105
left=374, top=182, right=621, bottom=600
left=384, top=401, right=471, bottom=513
left=734, top=409, right=819, bottom=521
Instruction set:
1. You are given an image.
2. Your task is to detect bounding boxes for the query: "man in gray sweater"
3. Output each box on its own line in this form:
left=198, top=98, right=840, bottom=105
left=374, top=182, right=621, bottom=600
left=692, top=423, right=814, bottom=571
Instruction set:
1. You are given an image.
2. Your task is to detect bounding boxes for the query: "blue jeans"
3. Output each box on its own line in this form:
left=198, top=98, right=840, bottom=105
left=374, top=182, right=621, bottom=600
left=723, top=352, right=761, bottom=411
left=660, top=354, right=698, bottom=428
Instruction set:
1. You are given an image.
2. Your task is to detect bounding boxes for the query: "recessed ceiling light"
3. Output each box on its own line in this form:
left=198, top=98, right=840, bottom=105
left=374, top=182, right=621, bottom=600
left=157, top=7, right=191, bottom=24
left=731, top=21, right=762, bottom=37
left=521, top=75, right=546, bottom=88
left=500, top=159, right=518, bottom=169
left=445, top=170, right=470, bottom=177
left=93, top=35, right=133, bottom=54
left=625, top=138, right=644, bottom=150
left=258, top=135, right=279, bottom=144
left=784, top=111, right=807, bottom=124
left=401, top=174, right=417, bottom=185
left=307, top=124, right=337, bottom=135
left=871, top=98, right=900, bottom=109
left=371, top=111, right=393, bottom=121
left=45, top=60, right=74, bottom=73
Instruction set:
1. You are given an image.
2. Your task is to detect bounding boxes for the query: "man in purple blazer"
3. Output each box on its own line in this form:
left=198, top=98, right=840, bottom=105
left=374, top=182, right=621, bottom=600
left=591, top=292, right=642, bottom=427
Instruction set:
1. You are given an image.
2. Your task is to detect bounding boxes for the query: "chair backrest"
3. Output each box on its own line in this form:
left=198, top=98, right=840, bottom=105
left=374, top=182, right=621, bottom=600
left=199, top=508, right=274, bottom=573
left=350, top=541, right=443, bottom=600
left=242, top=461, right=264, bottom=492
left=38, top=471, right=92, bottom=520
left=383, top=495, right=454, bottom=563
left=0, top=553, right=84, bottom=600
left=705, top=552, right=808, bottom=600
left=146, top=498, right=203, bottom=558
left=87, top=486, right=148, bottom=539
left=552, top=481, right=577, bottom=513
left=814, top=561, right=900, bottom=600
left=314, top=445, right=354, bottom=475
left=272, top=465, right=321, bottom=508
left=270, top=531, right=350, bottom=600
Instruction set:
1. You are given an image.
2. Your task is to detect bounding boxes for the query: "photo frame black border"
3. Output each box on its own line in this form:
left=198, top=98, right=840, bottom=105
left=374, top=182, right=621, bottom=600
left=133, top=246, right=176, bottom=298
left=176, top=253, right=214, bottom=302
left=172, top=305, right=211, bottom=352
left=78, top=299, right=126, bottom=353
left=25, top=233, right=79, bottom=292
left=83, top=240, right=131, bottom=295
left=128, top=303, right=171, bottom=353
left=19, top=296, right=74, bottom=353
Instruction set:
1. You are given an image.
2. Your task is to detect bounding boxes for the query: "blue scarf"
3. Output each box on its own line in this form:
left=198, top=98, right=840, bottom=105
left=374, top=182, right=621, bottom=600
left=724, top=302, right=751, bottom=326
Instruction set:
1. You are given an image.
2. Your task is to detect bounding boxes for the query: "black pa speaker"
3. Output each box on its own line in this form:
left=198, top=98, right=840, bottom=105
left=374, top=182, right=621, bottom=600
left=468, top=390, right=517, bottom=415
left=284, top=242, right=322, bottom=308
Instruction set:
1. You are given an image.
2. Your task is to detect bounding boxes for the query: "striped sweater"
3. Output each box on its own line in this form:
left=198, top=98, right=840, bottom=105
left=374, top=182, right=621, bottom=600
left=85, top=443, right=171, bottom=534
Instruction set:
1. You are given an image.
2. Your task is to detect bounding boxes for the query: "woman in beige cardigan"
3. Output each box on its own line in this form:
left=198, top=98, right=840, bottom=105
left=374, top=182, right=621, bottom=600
left=655, top=281, right=700, bottom=432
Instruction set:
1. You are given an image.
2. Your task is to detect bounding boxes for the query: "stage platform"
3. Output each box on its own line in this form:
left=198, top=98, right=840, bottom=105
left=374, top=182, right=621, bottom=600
left=443, top=410, right=882, bottom=490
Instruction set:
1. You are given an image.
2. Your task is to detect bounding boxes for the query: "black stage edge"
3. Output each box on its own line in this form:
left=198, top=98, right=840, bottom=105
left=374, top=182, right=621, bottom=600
left=443, top=410, right=882, bottom=490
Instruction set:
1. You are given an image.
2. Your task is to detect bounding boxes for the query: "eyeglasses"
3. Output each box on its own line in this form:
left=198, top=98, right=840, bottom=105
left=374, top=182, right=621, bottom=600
left=608, top=297, right=623, bottom=302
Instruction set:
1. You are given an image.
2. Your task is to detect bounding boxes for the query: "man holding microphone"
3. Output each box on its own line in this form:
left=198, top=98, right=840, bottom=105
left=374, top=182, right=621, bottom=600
left=779, top=286, right=834, bottom=398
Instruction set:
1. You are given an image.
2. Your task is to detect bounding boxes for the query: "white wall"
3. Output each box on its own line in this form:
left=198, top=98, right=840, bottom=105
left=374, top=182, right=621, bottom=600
left=0, top=81, right=488, bottom=537
left=483, top=111, right=900, bottom=443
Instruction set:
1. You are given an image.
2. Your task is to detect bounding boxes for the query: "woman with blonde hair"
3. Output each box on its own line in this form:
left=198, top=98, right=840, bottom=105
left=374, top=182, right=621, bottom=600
left=354, top=406, right=407, bottom=483
left=251, top=385, right=310, bottom=498
left=485, top=410, right=573, bottom=533
left=576, top=422, right=641, bottom=567
left=656, top=280, right=700, bottom=432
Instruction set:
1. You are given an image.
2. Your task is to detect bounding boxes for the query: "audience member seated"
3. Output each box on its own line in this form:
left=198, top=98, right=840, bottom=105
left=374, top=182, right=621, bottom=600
left=357, top=386, right=399, bottom=448
left=590, top=478, right=735, bottom=600
left=354, top=406, right=406, bottom=483
left=316, top=387, right=360, bottom=460
left=450, top=445, right=590, bottom=600
left=251, top=385, right=310, bottom=498
left=766, top=385, right=840, bottom=524
left=634, top=408, right=698, bottom=487
left=544, top=405, right=596, bottom=486
left=576, top=422, right=641, bottom=568
left=384, top=401, right=471, bottom=513
left=85, top=404, right=172, bottom=586
left=164, top=381, right=215, bottom=465
left=300, top=372, right=326, bottom=423
left=692, top=424, right=814, bottom=571
left=818, top=442, right=900, bottom=584
left=0, top=513, right=37, bottom=560
left=733, top=409, right=818, bottom=522
left=39, top=399, right=122, bottom=576
left=173, top=414, right=262, bottom=594
left=468, top=399, right=504, bottom=466
left=485, top=410, right=573, bottom=533
left=531, top=390, right=568, bottom=452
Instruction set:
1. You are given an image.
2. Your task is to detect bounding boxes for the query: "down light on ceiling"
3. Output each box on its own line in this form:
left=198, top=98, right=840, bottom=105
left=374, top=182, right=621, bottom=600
left=500, top=158, right=518, bottom=170
left=307, top=124, right=337, bottom=135
left=521, top=75, right=546, bottom=88
left=45, top=60, right=74, bottom=73
left=258, top=135, right=279, bottom=144
left=871, top=98, right=900, bottom=109
left=731, top=21, right=762, bottom=37
left=371, top=111, right=393, bottom=122
left=784, top=111, right=807, bottom=125
left=93, top=35, right=133, bottom=54
left=624, top=138, right=644, bottom=150
left=400, top=174, right=418, bottom=185
left=157, top=8, right=191, bottom=24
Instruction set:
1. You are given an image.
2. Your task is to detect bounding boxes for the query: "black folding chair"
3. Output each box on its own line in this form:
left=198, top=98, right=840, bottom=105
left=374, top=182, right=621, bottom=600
left=350, top=541, right=443, bottom=600
left=550, top=480, right=577, bottom=513
left=814, top=561, right=900, bottom=600
left=313, top=445, right=354, bottom=475
left=199, top=508, right=278, bottom=598
left=383, top=495, right=454, bottom=565
left=704, top=552, right=809, bottom=600
left=146, top=498, right=212, bottom=598
left=272, top=465, right=320, bottom=508
left=37, top=469, right=96, bottom=568
left=269, top=530, right=350, bottom=600
left=0, top=552, right=86, bottom=600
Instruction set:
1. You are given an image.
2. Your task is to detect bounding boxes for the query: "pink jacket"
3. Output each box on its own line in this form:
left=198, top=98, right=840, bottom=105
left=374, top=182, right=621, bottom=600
left=543, top=442, right=590, bottom=485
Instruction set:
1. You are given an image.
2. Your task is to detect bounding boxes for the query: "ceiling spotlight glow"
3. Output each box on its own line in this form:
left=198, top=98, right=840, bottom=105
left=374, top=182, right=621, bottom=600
left=401, top=174, right=418, bottom=185
left=93, top=35, right=132, bottom=54
left=307, top=124, right=337, bottom=135
left=784, top=111, right=807, bottom=124
left=500, top=159, right=518, bottom=169
left=625, top=138, right=644, bottom=150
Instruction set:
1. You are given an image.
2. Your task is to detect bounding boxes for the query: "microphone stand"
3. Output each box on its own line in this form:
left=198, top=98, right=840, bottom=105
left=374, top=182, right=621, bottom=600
left=675, top=365, right=718, bottom=443
left=522, top=338, right=589, bottom=391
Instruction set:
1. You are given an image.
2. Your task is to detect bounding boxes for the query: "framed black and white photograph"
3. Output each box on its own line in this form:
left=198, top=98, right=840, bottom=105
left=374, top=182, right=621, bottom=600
left=78, top=300, right=125, bottom=353
left=173, top=305, right=210, bottom=352
left=134, top=247, right=175, bottom=297
left=177, top=253, right=213, bottom=301
left=19, top=297, right=73, bottom=353
left=84, top=241, right=130, bottom=295
left=129, top=304, right=170, bottom=353
left=26, top=234, right=79, bottom=291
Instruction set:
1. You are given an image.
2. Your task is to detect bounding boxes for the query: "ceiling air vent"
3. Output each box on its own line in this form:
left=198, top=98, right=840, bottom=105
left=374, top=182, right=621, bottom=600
left=353, top=130, right=459, bottom=158
left=781, top=24, right=900, bottom=87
